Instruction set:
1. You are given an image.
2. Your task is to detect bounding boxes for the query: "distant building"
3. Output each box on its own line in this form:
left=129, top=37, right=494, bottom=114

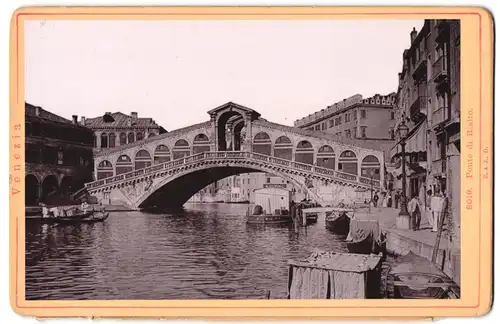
left=82, top=112, right=167, bottom=152
left=25, top=103, right=94, bottom=206
left=191, top=172, right=307, bottom=204
left=294, top=93, right=397, bottom=141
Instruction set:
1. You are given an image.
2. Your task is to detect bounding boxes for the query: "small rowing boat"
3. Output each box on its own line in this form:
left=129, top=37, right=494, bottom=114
left=384, top=251, right=460, bottom=299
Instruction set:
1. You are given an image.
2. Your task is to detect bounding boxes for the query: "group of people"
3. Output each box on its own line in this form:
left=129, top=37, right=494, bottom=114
left=407, top=188, right=448, bottom=232
left=367, top=187, right=448, bottom=232
left=370, top=190, right=401, bottom=208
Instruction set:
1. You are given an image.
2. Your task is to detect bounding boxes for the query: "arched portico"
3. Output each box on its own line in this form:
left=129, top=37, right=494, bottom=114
left=207, top=102, right=261, bottom=152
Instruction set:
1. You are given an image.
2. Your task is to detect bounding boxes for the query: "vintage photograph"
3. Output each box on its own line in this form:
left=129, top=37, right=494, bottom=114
left=24, top=18, right=461, bottom=300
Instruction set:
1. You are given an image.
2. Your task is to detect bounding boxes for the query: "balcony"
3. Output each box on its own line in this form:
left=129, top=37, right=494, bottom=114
left=412, top=50, right=427, bottom=80
left=435, top=20, right=450, bottom=43
left=432, top=55, right=448, bottom=84
left=410, top=96, right=427, bottom=122
left=432, top=106, right=449, bottom=129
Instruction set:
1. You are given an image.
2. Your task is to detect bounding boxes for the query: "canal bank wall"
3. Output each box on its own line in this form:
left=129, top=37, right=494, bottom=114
left=353, top=207, right=460, bottom=285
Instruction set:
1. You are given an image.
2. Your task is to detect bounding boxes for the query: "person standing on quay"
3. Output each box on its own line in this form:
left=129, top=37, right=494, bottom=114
left=430, top=189, right=446, bottom=232
left=408, top=194, right=422, bottom=231
left=425, top=189, right=433, bottom=230
left=373, top=192, right=379, bottom=207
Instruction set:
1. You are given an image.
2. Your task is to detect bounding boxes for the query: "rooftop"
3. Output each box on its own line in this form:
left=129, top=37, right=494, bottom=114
left=84, top=112, right=166, bottom=131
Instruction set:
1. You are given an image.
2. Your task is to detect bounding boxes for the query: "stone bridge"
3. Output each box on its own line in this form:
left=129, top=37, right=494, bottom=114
left=85, top=102, right=385, bottom=209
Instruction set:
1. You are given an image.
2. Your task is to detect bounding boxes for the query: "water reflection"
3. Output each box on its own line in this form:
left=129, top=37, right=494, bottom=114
left=26, top=203, right=348, bottom=300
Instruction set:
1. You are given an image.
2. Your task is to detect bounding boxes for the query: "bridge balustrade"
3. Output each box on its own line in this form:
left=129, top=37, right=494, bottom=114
left=87, top=150, right=380, bottom=190
left=359, top=177, right=381, bottom=187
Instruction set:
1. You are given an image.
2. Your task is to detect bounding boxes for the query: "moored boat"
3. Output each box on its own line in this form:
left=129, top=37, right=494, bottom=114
left=247, top=186, right=293, bottom=225
left=384, top=251, right=460, bottom=299
left=325, top=208, right=353, bottom=235
left=346, top=219, right=384, bottom=255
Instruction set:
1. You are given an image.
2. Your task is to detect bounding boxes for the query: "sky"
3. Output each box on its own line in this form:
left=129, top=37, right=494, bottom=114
left=25, top=19, right=424, bottom=131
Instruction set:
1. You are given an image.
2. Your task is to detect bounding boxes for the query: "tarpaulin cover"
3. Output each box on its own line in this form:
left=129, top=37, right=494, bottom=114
left=287, top=251, right=382, bottom=299
left=346, top=219, right=381, bottom=243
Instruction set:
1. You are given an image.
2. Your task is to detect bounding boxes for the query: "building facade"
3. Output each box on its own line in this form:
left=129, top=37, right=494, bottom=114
left=25, top=103, right=94, bottom=206
left=294, top=93, right=397, bottom=141
left=390, top=20, right=460, bottom=248
left=190, top=172, right=308, bottom=204
left=83, top=112, right=167, bottom=152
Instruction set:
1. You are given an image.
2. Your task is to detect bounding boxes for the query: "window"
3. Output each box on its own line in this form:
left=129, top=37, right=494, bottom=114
left=390, top=111, right=395, bottom=120
left=361, top=127, right=367, bottom=138
left=100, top=133, right=108, bottom=148
left=321, top=123, right=326, bottom=131
left=353, top=110, right=357, bottom=120
left=315, top=125, right=320, bottom=131
left=328, top=119, right=334, bottom=128
left=109, top=133, right=116, bottom=148
left=390, top=129, right=395, bottom=139
left=119, top=133, right=127, bottom=145
left=345, top=130, right=350, bottom=137
left=57, top=151, right=64, bottom=165
left=338, top=163, right=343, bottom=170
left=308, top=127, right=314, bottom=131
left=136, top=132, right=144, bottom=141
left=266, top=177, right=271, bottom=183
left=361, top=110, right=366, bottom=119
left=353, top=128, right=357, bottom=138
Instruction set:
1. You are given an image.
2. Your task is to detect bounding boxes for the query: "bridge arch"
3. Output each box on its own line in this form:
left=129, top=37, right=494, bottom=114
left=274, top=135, right=293, bottom=160
left=97, top=160, right=114, bottom=179
left=316, top=145, right=335, bottom=169
left=295, top=140, right=314, bottom=165
left=135, top=162, right=314, bottom=210
left=338, top=150, right=358, bottom=175
left=252, top=132, right=272, bottom=156
left=361, top=155, right=381, bottom=179
left=116, top=154, right=133, bottom=175
left=135, top=149, right=152, bottom=170
left=173, top=139, right=191, bottom=159
left=193, top=134, right=211, bottom=154
left=154, top=144, right=171, bottom=164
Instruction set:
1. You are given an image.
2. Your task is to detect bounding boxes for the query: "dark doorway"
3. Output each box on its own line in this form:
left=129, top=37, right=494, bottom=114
left=25, top=174, right=40, bottom=206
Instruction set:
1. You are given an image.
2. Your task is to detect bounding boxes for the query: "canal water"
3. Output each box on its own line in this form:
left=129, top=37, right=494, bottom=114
left=26, top=203, right=352, bottom=300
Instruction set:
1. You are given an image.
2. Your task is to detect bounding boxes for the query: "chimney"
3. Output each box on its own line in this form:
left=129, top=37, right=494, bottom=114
left=131, top=112, right=138, bottom=119
left=410, top=27, right=417, bottom=43
left=72, top=115, right=78, bottom=124
left=81, top=116, right=86, bottom=125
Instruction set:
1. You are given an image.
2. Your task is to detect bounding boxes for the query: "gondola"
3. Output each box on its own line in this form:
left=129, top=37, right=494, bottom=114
left=27, top=211, right=110, bottom=224
left=346, top=219, right=383, bottom=255
left=325, top=209, right=352, bottom=235
left=384, top=251, right=460, bottom=299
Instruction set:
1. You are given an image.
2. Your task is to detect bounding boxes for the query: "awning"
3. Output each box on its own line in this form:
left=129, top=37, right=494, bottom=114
left=390, top=120, right=427, bottom=158
left=386, top=160, right=426, bottom=178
